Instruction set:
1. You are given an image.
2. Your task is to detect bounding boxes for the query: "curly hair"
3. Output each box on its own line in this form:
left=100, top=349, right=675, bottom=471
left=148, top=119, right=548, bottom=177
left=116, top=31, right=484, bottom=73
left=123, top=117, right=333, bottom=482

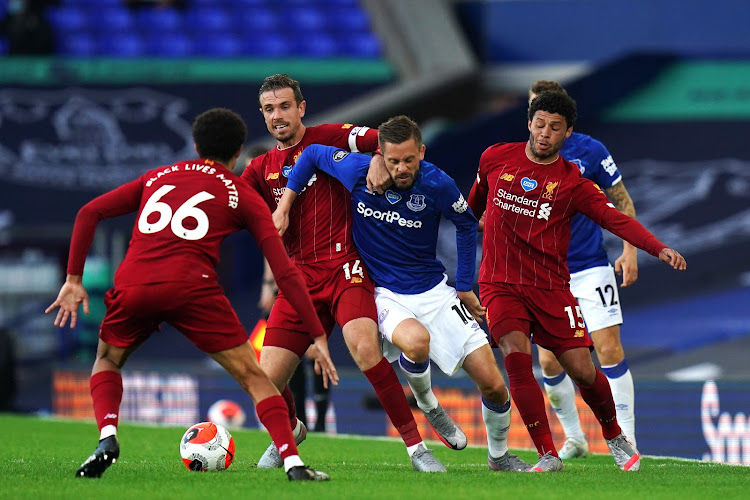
left=527, top=91, right=577, bottom=129
left=192, top=108, right=247, bottom=162
left=258, top=74, right=304, bottom=106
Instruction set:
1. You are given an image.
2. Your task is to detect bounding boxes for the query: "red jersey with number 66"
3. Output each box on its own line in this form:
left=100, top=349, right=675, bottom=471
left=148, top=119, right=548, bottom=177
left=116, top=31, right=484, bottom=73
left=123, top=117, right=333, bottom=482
left=69, top=160, right=279, bottom=286
left=241, top=123, right=378, bottom=264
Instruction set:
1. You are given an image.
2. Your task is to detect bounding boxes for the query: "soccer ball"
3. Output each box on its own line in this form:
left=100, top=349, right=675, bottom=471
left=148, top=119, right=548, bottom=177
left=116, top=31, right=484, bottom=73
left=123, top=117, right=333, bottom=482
left=207, top=399, right=246, bottom=430
left=180, top=422, right=235, bottom=472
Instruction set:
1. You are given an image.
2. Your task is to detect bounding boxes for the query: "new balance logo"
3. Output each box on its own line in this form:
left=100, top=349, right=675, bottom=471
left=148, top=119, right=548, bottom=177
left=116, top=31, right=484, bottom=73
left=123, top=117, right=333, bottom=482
left=104, top=413, right=118, bottom=420
left=537, top=203, right=551, bottom=220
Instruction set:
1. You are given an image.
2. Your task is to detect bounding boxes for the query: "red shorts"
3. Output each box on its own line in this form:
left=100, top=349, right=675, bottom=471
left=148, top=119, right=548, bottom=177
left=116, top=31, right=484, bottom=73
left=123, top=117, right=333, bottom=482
left=100, top=281, right=247, bottom=353
left=480, top=282, right=593, bottom=357
left=264, top=254, right=377, bottom=358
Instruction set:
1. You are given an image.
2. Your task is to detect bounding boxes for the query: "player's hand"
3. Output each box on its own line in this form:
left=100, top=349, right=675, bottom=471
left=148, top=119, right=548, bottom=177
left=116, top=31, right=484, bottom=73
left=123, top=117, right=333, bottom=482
left=366, top=153, right=391, bottom=195
left=658, top=248, right=687, bottom=270
left=311, top=335, right=339, bottom=389
left=272, top=208, right=289, bottom=236
left=257, top=282, right=277, bottom=315
left=45, top=277, right=89, bottom=328
left=477, top=213, right=486, bottom=232
left=457, top=290, right=486, bottom=323
left=615, top=245, right=639, bottom=287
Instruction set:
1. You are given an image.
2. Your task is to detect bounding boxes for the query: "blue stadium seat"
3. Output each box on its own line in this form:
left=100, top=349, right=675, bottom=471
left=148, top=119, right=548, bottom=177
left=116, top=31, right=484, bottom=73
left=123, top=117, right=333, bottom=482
left=98, top=32, right=145, bottom=57
left=145, top=32, right=193, bottom=57
left=194, top=34, right=243, bottom=57
left=242, top=33, right=292, bottom=57
left=288, top=6, right=327, bottom=31
left=337, top=32, right=382, bottom=58
left=97, top=7, right=135, bottom=33
left=294, top=33, right=338, bottom=58
left=0, top=37, right=9, bottom=56
left=326, top=7, right=371, bottom=32
left=184, top=7, right=234, bottom=32
left=135, top=8, right=183, bottom=32
left=235, top=7, right=279, bottom=33
left=58, top=32, right=97, bottom=56
left=46, top=7, right=89, bottom=33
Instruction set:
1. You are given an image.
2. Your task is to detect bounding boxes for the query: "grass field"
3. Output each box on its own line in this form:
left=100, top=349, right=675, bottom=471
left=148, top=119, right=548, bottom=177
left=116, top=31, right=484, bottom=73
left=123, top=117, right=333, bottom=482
left=1, top=413, right=746, bottom=500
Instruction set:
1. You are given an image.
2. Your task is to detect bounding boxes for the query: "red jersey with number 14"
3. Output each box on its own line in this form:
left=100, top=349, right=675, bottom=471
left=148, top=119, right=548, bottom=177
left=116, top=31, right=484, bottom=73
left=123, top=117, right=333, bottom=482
left=241, top=123, right=378, bottom=264
left=468, top=142, right=667, bottom=290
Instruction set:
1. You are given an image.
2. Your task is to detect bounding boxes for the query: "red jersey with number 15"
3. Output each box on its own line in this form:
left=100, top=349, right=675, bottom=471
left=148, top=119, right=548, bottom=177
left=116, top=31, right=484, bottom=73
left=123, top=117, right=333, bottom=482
left=468, top=142, right=667, bottom=290
left=241, top=123, right=378, bottom=264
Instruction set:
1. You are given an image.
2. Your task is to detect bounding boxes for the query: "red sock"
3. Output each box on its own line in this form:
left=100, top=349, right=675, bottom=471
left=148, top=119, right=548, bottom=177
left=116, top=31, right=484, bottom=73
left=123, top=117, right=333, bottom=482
left=505, top=352, right=557, bottom=457
left=90, top=370, right=123, bottom=431
left=364, top=357, right=422, bottom=447
left=577, top=369, right=621, bottom=440
left=280, top=385, right=297, bottom=429
left=256, top=395, right=299, bottom=461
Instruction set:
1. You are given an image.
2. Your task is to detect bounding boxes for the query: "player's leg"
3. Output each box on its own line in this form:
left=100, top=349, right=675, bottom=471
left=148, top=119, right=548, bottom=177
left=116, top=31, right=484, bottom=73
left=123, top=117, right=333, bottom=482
left=310, top=360, right=330, bottom=432
left=209, top=341, right=327, bottom=480
left=573, top=265, right=634, bottom=445
left=538, top=345, right=588, bottom=458
left=76, top=286, right=151, bottom=478
left=557, top=347, right=640, bottom=471
left=461, top=345, right=531, bottom=471
left=591, top=325, right=635, bottom=446
left=338, top=290, right=445, bottom=471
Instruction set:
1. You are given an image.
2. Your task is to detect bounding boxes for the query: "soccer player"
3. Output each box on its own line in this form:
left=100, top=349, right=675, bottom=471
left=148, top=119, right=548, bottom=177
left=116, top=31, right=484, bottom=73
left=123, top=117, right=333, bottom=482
left=241, top=74, right=446, bottom=472
left=529, top=80, right=638, bottom=457
left=46, top=108, right=333, bottom=482
left=467, top=91, right=686, bottom=472
left=273, top=115, right=532, bottom=472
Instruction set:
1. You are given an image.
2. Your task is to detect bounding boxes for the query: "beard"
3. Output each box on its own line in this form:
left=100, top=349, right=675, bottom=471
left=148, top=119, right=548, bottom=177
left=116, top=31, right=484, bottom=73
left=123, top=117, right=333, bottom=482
left=529, top=136, right=561, bottom=160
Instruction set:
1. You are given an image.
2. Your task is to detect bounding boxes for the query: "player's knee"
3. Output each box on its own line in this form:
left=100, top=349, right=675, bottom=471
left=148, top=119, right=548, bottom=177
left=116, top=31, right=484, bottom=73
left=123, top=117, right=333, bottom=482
left=478, top=378, right=508, bottom=402
left=403, top=334, right=430, bottom=363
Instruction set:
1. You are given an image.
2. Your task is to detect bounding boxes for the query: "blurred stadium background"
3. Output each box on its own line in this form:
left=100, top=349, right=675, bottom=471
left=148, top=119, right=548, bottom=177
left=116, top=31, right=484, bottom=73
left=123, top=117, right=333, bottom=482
left=1, top=0, right=748, bottom=466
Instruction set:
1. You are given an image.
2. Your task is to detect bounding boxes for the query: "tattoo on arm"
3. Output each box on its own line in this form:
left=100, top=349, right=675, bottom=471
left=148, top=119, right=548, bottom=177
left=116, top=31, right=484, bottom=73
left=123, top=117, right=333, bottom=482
left=605, top=182, right=636, bottom=218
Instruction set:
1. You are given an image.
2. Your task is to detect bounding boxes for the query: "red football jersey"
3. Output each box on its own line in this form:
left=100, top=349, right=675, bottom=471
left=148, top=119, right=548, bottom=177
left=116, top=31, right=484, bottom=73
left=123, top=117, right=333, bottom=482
left=66, top=158, right=326, bottom=338
left=241, top=123, right=378, bottom=264
left=468, top=142, right=666, bottom=290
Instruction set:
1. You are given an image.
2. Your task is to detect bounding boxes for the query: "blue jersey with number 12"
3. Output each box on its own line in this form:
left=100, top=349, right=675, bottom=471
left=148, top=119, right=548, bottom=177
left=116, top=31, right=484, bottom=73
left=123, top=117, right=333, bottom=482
left=563, top=132, right=622, bottom=273
left=286, top=145, right=478, bottom=294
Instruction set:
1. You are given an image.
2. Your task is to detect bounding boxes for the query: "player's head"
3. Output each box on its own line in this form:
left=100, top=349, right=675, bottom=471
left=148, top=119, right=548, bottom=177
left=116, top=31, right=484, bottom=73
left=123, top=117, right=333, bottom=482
left=528, top=80, right=567, bottom=105
left=258, top=74, right=306, bottom=147
left=378, top=115, right=425, bottom=190
left=192, top=108, right=247, bottom=165
left=526, top=91, right=576, bottom=163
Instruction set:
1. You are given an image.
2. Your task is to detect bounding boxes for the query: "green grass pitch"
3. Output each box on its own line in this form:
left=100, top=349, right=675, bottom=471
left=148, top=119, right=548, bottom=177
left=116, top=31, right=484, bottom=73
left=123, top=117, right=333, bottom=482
left=0, top=413, right=746, bottom=500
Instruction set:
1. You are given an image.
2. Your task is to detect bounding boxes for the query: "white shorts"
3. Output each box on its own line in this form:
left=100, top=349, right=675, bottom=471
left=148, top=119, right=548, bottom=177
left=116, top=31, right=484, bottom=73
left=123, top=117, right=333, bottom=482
left=375, top=275, right=489, bottom=376
left=569, top=265, right=623, bottom=333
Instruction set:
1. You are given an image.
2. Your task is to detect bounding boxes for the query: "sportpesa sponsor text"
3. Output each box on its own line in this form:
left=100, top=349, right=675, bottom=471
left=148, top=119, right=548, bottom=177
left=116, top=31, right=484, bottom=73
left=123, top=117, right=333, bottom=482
left=356, top=202, right=423, bottom=228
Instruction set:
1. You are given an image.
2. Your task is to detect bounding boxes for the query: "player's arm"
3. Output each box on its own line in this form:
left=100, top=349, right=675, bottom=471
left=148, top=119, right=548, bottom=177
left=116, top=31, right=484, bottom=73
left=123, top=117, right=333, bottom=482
left=605, top=180, right=639, bottom=286
left=438, top=176, right=485, bottom=321
left=241, top=190, right=338, bottom=386
left=574, top=179, right=686, bottom=271
left=467, top=172, right=489, bottom=230
left=45, top=178, right=144, bottom=328
left=274, top=145, right=362, bottom=235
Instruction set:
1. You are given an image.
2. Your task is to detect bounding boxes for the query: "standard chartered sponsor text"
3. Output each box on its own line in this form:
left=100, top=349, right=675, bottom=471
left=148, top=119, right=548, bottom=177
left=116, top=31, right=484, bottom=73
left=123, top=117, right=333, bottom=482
left=493, top=188, right=538, bottom=217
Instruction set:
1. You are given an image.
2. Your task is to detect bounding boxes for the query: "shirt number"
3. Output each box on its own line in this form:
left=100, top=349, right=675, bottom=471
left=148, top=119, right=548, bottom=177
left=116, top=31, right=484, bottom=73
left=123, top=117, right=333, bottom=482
left=564, top=305, right=586, bottom=329
left=342, top=259, right=365, bottom=280
left=138, top=184, right=215, bottom=241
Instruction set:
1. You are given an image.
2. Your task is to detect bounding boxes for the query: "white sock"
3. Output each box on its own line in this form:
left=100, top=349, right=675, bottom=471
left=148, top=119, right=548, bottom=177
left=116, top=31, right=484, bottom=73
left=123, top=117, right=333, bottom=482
left=602, top=361, right=636, bottom=446
left=482, top=395, right=511, bottom=458
left=99, top=425, right=117, bottom=440
left=283, top=455, right=304, bottom=472
left=399, top=354, right=438, bottom=412
left=406, top=441, right=425, bottom=457
left=543, top=372, right=585, bottom=442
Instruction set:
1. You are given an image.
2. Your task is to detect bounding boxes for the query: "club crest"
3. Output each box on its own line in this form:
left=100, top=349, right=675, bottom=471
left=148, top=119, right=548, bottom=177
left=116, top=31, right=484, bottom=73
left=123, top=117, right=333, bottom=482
left=406, top=194, right=426, bottom=212
left=385, top=190, right=401, bottom=204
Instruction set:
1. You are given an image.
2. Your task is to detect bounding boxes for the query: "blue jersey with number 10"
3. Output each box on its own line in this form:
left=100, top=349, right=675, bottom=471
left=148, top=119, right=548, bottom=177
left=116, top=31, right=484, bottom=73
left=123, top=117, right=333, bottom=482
left=563, top=132, right=622, bottom=273
left=286, top=145, right=478, bottom=294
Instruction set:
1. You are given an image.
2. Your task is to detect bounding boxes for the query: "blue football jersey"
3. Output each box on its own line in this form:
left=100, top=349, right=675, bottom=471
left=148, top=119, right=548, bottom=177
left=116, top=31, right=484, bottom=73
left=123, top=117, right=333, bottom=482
left=562, top=132, right=622, bottom=273
left=286, top=145, right=478, bottom=294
